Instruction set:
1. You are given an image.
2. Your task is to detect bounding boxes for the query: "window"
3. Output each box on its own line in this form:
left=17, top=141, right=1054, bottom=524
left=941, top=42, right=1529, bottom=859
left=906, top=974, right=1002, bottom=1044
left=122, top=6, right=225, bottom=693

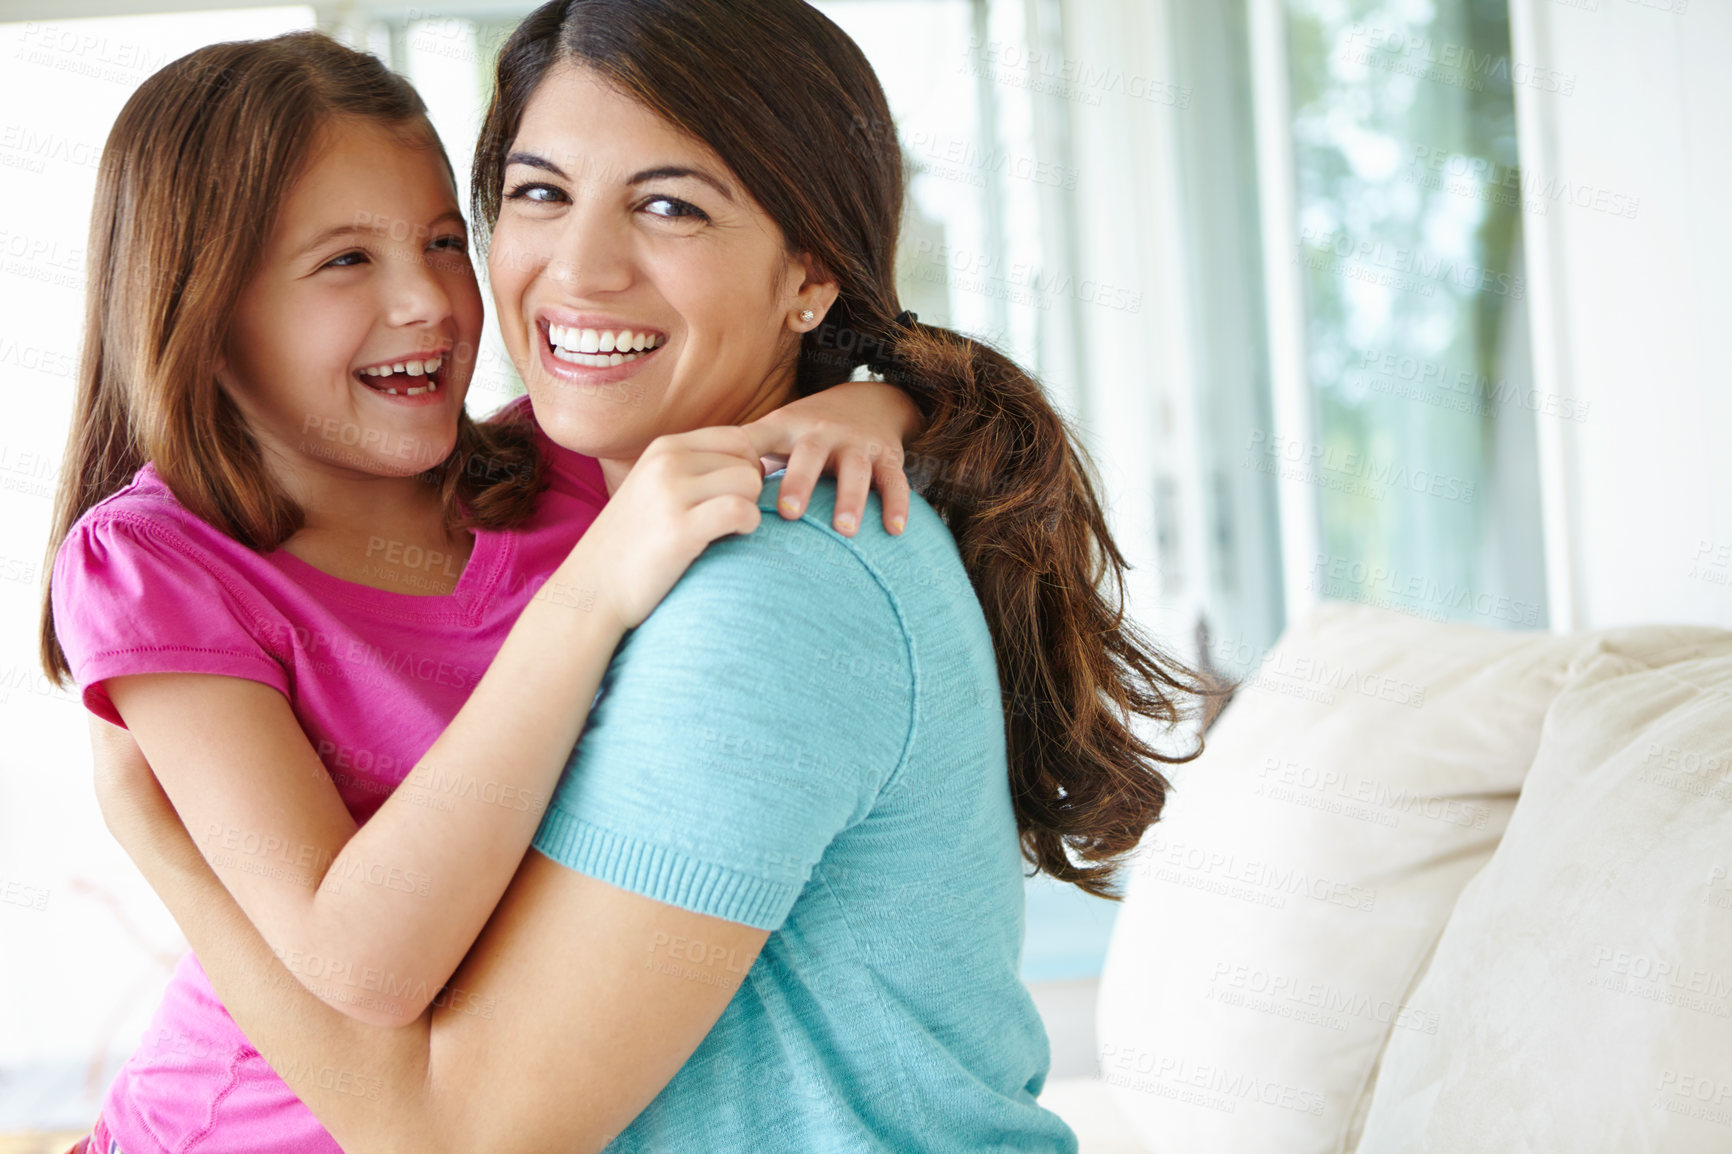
left=1267, top=0, right=1549, bottom=636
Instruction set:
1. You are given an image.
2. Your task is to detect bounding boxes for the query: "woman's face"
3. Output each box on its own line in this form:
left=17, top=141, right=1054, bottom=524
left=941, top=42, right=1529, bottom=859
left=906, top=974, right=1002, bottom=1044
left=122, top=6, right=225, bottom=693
left=220, top=117, right=482, bottom=479
left=488, top=62, right=836, bottom=464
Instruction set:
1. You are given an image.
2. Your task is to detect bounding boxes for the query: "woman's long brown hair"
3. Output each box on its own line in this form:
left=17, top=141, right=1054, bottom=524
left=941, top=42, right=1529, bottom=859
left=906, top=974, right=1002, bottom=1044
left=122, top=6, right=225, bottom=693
left=40, top=31, right=545, bottom=682
left=476, top=0, right=1229, bottom=899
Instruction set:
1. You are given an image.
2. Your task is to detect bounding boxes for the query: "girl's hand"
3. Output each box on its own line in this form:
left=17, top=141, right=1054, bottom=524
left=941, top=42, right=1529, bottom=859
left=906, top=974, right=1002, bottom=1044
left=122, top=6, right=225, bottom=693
left=572, top=425, right=766, bottom=631
left=743, top=379, right=923, bottom=537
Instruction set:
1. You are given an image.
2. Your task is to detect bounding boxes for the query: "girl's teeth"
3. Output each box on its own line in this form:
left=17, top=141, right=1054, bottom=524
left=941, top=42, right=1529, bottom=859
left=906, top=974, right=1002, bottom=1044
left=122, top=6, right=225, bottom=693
left=359, top=355, right=446, bottom=392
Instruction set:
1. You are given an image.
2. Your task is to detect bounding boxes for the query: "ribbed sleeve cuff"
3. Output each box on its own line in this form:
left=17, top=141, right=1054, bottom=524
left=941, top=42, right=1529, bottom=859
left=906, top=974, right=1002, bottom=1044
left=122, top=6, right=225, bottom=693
left=531, top=806, right=801, bottom=931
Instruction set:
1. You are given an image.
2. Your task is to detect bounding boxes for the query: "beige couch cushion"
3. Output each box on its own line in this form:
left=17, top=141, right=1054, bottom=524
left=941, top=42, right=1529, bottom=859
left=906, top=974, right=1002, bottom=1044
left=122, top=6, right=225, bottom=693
left=1355, top=627, right=1732, bottom=1152
left=1098, top=601, right=1589, bottom=1154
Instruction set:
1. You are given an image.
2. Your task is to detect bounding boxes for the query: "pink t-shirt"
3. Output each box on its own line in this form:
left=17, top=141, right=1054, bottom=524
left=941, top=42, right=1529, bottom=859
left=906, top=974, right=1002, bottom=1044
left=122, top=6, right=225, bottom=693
left=52, top=402, right=607, bottom=1154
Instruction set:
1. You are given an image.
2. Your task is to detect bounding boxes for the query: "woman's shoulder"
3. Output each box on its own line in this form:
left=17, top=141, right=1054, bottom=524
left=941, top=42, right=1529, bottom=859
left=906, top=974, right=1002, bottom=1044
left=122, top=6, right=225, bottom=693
left=754, top=474, right=972, bottom=603
left=645, top=473, right=972, bottom=657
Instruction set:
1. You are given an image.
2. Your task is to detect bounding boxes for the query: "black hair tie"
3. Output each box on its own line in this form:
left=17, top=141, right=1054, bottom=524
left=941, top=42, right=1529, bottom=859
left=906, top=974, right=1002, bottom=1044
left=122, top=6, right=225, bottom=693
left=864, top=311, right=918, bottom=377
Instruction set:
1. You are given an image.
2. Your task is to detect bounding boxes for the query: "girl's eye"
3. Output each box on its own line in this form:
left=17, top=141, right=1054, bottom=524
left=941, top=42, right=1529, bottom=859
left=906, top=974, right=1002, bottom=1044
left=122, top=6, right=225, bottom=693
left=322, top=250, right=368, bottom=270
left=641, top=196, right=709, bottom=223
left=430, top=234, right=468, bottom=252
left=504, top=182, right=567, bottom=204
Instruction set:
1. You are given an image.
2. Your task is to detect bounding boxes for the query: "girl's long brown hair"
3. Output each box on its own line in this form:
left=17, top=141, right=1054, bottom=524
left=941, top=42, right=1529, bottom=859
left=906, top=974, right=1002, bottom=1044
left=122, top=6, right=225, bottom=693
left=476, top=0, right=1229, bottom=898
left=40, top=31, right=545, bottom=682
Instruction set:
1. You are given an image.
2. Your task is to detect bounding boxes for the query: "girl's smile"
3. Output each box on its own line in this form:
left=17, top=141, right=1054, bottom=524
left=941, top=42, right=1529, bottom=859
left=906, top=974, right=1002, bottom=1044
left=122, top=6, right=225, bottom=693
left=354, top=347, right=449, bottom=399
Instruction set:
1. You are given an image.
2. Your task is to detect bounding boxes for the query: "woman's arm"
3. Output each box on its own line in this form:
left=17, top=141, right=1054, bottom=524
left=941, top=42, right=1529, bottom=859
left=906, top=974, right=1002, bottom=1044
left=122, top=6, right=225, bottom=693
left=102, top=427, right=765, bottom=1028
left=93, top=718, right=767, bottom=1154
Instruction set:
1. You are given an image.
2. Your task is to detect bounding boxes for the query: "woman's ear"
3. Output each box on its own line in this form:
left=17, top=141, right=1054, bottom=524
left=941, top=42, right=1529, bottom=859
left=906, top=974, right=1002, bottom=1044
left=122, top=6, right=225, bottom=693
left=786, top=251, right=841, bottom=332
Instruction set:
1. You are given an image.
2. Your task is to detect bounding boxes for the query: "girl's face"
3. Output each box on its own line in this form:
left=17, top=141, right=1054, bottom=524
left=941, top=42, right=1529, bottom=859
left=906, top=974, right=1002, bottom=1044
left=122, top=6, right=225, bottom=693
left=488, top=63, right=837, bottom=464
left=219, top=116, right=483, bottom=481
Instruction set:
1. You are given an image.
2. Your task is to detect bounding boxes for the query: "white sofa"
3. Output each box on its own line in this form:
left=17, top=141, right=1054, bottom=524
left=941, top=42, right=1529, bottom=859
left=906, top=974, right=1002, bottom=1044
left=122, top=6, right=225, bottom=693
left=1041, top=600, right=1732, bottom=1152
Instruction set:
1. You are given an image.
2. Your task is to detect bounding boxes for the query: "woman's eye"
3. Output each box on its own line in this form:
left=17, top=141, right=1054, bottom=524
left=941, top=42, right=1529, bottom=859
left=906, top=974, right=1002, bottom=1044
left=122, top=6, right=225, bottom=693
left=505, top=182, right=567, bottom=204
left=322, top=250, right=368, bottom=269
left=641, top=196, right=709, bottom=223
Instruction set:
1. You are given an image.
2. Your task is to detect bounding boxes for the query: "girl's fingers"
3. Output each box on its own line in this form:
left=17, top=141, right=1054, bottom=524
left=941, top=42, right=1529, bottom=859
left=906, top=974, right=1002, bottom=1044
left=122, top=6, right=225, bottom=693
left=873, top=454, right=913, bottom=535
left=672, top=459, right=766, bottom=507
left=687, top=492, right=764, bottom=543
left=830, top=446, right=873, bottom=537
left=653, top=425, right=762, bottom=466
left=772, top=435, right=828, bottom=521
left=739, top=415, right=798, bottom=463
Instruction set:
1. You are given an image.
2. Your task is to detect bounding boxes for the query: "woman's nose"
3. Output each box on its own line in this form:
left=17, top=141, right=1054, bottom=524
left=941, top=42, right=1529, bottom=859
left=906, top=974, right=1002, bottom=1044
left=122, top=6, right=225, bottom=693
left=543, top=200, right=635, bottom=296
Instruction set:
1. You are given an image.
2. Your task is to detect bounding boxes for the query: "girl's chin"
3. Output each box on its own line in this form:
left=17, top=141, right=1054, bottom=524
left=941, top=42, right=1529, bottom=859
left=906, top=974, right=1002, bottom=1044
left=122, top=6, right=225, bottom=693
left=297, top=404, right=461, bottom=476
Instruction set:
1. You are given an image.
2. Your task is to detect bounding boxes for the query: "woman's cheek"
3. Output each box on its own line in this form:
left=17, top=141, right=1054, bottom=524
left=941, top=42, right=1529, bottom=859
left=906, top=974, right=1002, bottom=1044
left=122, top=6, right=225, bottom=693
left=486, top=236, right=535, bottom=323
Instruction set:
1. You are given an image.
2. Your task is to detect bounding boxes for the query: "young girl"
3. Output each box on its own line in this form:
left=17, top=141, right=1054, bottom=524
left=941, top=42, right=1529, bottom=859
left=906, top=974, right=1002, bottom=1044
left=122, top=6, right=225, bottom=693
left=43, top=32, right=921, bottom=1154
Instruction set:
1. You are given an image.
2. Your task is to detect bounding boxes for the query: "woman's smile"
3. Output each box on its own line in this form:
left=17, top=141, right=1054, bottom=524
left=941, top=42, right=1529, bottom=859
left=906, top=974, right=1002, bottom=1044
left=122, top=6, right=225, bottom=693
left=535, top=312, right=671, bottom=387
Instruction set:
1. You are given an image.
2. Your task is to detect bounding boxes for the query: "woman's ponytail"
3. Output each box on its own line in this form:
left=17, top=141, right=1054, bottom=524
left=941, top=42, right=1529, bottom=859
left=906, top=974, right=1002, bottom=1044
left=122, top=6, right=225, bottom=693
left=880, top=319, right=1229, bottom=899
left=479, top=0, right=1231, bottom=899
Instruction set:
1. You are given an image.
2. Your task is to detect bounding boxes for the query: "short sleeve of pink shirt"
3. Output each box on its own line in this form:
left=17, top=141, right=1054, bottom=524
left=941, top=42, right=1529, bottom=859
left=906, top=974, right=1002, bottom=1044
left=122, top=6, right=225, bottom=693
left=52, top=491, right=288, bottom=726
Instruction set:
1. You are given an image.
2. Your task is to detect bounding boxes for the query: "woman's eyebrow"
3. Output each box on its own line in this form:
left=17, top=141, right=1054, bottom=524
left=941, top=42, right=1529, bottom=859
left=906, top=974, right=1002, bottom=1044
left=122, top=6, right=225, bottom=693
left=505, top=150, right=567, bottom=177
left=505, top=152, right=736, bottom=203
left=628, top=166, right=736, bottom=203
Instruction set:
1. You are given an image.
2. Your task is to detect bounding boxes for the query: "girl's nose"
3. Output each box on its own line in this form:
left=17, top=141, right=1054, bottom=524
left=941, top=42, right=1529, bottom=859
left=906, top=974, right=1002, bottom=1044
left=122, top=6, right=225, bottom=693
left=385, top=253, right=455, bottom=329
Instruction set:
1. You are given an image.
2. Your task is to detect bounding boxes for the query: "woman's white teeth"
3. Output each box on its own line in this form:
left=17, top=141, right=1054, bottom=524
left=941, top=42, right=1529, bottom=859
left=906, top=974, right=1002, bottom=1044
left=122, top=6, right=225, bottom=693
left=547, top=325, right=663, bottom=356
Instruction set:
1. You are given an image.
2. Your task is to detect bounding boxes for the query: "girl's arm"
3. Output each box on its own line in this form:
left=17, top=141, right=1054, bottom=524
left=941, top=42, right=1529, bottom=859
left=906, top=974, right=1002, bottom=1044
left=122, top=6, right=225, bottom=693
left=94, top=380, right=919, bottom=1031
left=102, top=427, right=765, bottom=1028
left=747, top=377, right=924, bottom=535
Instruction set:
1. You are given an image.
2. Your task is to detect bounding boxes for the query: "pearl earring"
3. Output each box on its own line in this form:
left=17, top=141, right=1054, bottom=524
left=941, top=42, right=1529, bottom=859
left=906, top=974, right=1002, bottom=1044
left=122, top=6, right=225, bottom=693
left=799, top=309, right=815, bottom=323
